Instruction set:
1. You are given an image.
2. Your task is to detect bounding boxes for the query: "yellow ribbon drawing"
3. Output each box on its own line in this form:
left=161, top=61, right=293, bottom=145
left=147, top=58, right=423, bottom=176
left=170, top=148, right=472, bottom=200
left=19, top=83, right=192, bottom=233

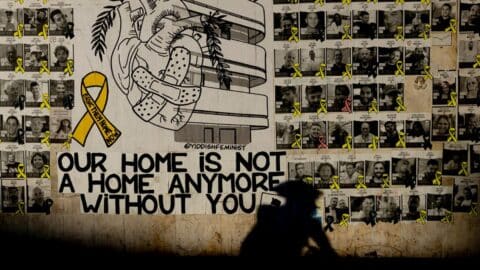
left=420, top=24, right=430, bottom=40
left=342, top=64, right=352, bottom=80
left=72, top=72, right=122, bottom=147
left=342, top=136, right=352, bottom=151
left=473, top=55, right=480, bottom=69
left=341, top=24, right=352, bottom=40
left=339, top=213, right=350, bottom=227
left=368, top=98, right=378, bottom=113
left=394, top=26, right=404, bottom=41
left=15, top=57, right=25, bottom=74
left=355, top=175, right=367, bottom=190
left=382, top=174, right=390, bottom=189
left=288, top=26, right=299, bottom=43
left=291, top=134, right=302, bottom=149
left=292, top=63, right=303, bottom=78
left=432, top=171, right=442, bottom=186
left=63, top=133, right=73, bottom=150
left=368, top=136, right=378, bottom=151
left=342, top=0, right=351, bottom=6
left=396, top=131, right=406, bottom=148
left=445, top=19, right=456, bottom=33
left=441, top=211, right=453, bottom=224
left=41, top=131, right=50, bottom=147
left=416, top=210, right=427, bottom=224
left=292, top=102, right=301, bottom=118
left=14, top=24, right=24, bottom=38
left=15, top=201, right=25, bottom=216
left=423, top=65, right=433, bottom=80
left=16, top=163, right=26, bottom=179
left=447, top=128, right=457, bottom=142
left=459, top=162, right=469, bottom=176
left=41, top=165, right=50, bottom=179
left=330, top=176, right=340, bottom=190
left=39, top=60, right=50, bottom=75
left=64, top=59, right=74, bottom=76
left=38, top=23, right=48, bottom=40
left=470, top=203, right=478, bottom=216
left=315, top=63, right=326, bottom=79
left=314, top=0, right=324, bottom=6
left=40, top=93, right=50, bottom=110
left=317, top=99, right=328, bottom=115
left=447, top=92, right=457, bottom=107
left=396, top=96, right=406, bottom=112
left=420, top=0, right=430, bottom=5
left=395, top=60, right=404, bottom=77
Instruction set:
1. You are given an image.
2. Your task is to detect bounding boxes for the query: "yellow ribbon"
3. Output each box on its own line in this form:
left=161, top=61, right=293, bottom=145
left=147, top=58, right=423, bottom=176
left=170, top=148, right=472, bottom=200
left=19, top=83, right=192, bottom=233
left=416, top=210, right=427, bottom=224
left=396, top=131, right=406, bottom=148
left=470, top=203, right=478, bottom=216
left=368, top=136, right=379, bottom=151
left=292, top=102, right=301, bottom=118
left=447, top=128, right=457, bottom=142
left=381, top=174, right=390, bottom=189
left=441, top=211, right=453, bottom=224
left=420, top=0, right=430, bottom=5
left=41, top=165, right=50, bottom=179
left=64, top=59, right=74, bottom=76
left=15, top=57, right=25, bottom=74
left=38, top=23, right=48, bottom=40
left=41, top=131, right=50, bottom=147
left=330, top=176, right=340, bottom=190
left=315, top=63, right=326, bottom=79
left=423, top=65, right=433, bottom=80
left=342, top=136, right=352, bottom=151
left=14, top=24, right=24, bottom=38
left=473, top=55, right=480, bottom=69
left=288, top=26, right=299, bottom=43
left=40, top=93, right=50, bottom=110
left=432, top=171, right=442, bottom=186
left=420, top=24, right=431, bottom=40
left=447, top=92, right=457, bottom=107
left=15, top=201, right=25, bottom=215
left=317, top=99, right=328, bottom=115
left=368, top=98, right=378, bottom=113
left=396, top=96, right=406, bottom=112
left=445, top=19, right=456, bottom=33
left=395, top=26, right=404, bottom=41
left=339, top=213, right=350, bottom=227
left=304, top=176, right=313, bottom=184
left=291, top=134, right=302, bottom=149
left=39, top=60, right=50, bottom=75
left=395, top=0, right=404, bottom=5
left=395, top=60, right=404, bottom=77
left=459, top=162, right=469, bottom=176
left=342, top=0, right=351, bottom=6
left=292, top=63, right=303, bottom=78
left=63, top=133, right=73, bottom=150
left=341, top=24, right=352, bottom=40
left=314, top=0, right=324, bottom=6
left=366, top=0, right=377, bottom=3
left=40, top=0, right=48, bottom=4
left=16, top=0, right=25, bottom=4
left=355, top=175, right=367, bottom=190
left=16, top=163, right=26, bottom=179
left=72, top=72, right=122, bottom=147
left=342, top=64, right=352, bottom=80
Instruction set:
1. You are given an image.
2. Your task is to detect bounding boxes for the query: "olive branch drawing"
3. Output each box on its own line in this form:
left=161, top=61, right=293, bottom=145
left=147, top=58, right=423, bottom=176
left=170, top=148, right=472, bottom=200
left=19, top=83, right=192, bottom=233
left=91, top=0, right=123, bottom=62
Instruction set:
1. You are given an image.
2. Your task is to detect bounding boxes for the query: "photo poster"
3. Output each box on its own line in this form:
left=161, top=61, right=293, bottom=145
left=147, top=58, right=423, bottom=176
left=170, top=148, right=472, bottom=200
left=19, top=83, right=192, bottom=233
left=0, top=0, right=478, bottom=221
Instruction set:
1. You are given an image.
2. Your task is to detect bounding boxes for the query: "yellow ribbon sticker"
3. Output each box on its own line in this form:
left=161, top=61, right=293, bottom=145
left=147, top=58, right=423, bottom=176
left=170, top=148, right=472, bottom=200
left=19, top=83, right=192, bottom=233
left=433, top=171, right=442, bottom=186
left=448, top=92, right=457, bottom=107
left=420, top=0, right=430, bottom=6
left=395, top=26, right=404, bottom=41
left=473, top=55, right=480, bottom=69
left=40, top=93, right=50, bottom=110
left=64, top=59, right=74, bottom=76
left=382, top=174, right=390, bottom=189
left=447, top=127, right=457, bottom=142
left=72, top=72, right=122, bottom=147
left=355, top=175, right=367, bottom=190
left=368, top=136, right=378, bottom=151
left=41, top=165, right=50, bottom=179
left=441, top=211, right=453, bottom=224
left=38, top=23, right=48, bottom=40
left=339, top=213, right=350, bottom=227
left=39, top=60, right=50, bottom=75
left=292, top=63, right=303, bottom=78
left=396, top=131, right=406, bottom=148
left=304, top=176, right=313, bottom=184
left=470, top=203, right=478, bottom=216
left=459, top=162, right=469, bottom=176
left=315, top=63, right=326, bottom=79
left=341, top=24, right=352, bottom=40
left=15, top=201, right=25, bottom=215
left=368, top=98, right=378, bottom=113
left=330, top=176, right=340, bottom=190
left=41, top=131, right=50, bottom=147
left=342, top=135, right=352, bottom=151
left=14, top=24, right=24, bottom=38
left=420, top=24, right=431, bottom=40
left=63, top=133, right=73, bottom=150
left=445, top=19, right=456, bottom=33
left=396, top=96, right=406, bottom=112
left=314, top=0, right=324, bottom=6
left=416, top=210, right=427, bottom=224
left=292, top=102, right=301, bottom=118
left=342, top=64, right=352, bottom=80
left=291, top=134, right=302, bottom=149
left=15, top=57, right=25, bottom=74
left=16, top=163, right=26, bottom=179
left=423, top=65, right=433, bottom=80
left=395, top=60, right=404, bottom=77
left=288, top=26, right=299, bottom=43
left=317, top=99, right=328, bottom=115
left=342, top=0, right=351, bottom=6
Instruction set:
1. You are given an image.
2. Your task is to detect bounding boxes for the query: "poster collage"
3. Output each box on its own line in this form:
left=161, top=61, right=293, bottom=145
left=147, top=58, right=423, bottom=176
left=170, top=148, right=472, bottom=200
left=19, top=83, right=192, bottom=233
left=274, top=0, right=479, bottom=225
left=0, top=0, right=74, bottom=214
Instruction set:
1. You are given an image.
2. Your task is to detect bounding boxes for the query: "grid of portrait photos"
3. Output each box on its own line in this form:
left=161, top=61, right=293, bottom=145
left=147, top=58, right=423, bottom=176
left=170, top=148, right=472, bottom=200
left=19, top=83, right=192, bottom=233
left=0, top=3, right=74, bottom=214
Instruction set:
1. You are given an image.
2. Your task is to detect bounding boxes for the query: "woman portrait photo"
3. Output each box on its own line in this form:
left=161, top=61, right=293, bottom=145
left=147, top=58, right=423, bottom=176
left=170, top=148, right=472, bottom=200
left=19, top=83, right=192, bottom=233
left=314, top=162, right=336, bottom=189
left=28, top=152, right=49, bottom=177
left=432, top=112, right=455, bottom=141
left=459, top=76, right=480, bottom=104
